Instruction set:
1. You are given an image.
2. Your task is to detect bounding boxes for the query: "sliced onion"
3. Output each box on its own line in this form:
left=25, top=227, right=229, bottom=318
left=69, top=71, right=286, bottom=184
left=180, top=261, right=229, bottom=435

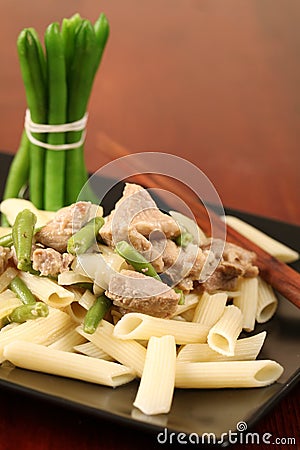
left=72, top=251, right=125, bottom=292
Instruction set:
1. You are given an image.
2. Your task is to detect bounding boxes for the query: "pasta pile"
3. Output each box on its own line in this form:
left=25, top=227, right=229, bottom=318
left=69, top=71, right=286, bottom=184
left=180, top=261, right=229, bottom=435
left=0, top=199, right=298, bottom=416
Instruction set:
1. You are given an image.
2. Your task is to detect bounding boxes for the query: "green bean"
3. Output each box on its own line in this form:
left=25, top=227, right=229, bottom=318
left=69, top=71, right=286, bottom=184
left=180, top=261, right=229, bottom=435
left=61, top=13, right=82, bottom=80
left=9, top=276, right=36, bottom=305
left=175, top=231, right=194, bottom=248
left=2, top=130, right=30, bottom=202
left=83, top=294, right=111, bottom=334
left=8, top=302, right=49, bottom=324
left=12, top=209, right=37, bottom=271
left=93, top=13, right=110, bottom=76
left=0, top=216, right=9, bottom=228
left=67, top=216, right=104, bottom=255
left=65, top=20, right=99, bottom=204
left=44, top=22, right=67, bottom=211
left=4, top=28, right=45, bottom=213
left=115, top=241, right=161, bottom=280
left=28, top=28, right=47, bottom=82
left=17, top=29, right=47, bottom=209
left=0, top=232, right=13, bottom=248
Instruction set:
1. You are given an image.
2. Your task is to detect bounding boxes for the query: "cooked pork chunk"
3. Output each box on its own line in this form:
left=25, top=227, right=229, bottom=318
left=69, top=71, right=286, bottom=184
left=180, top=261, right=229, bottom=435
left=35, top=202, right=91, bottom=253
left=100, top=183, right=180, bottom=248
left=32, top=248, right=74, bottom=277
left=222, top=242, right=259, bottom=277
left=200, top=262, right=243, bottom=293
left=200, top=239, right=258, bottom=293
left=106, top=269, right=180, bottom=318
left=0, top=246, right=12, bottom=275
left=162, top=239, right=179, bottom=269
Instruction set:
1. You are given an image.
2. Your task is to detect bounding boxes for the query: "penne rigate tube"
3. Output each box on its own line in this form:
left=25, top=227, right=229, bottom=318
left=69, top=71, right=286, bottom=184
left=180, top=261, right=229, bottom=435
left=113, top=312, right=210, bottom=344
left=19, top=271, right=74, bottom=308
left=171, top=292, right=200, bottom=318
left=192, top=291, right=227, bottom=326
left=177, top=331, right=267, bottom=362
left=77, top=321, right=146, bottom=377
left=223, top=215, right=299, bottom=263
left=175, top=360, right=284, bottom=388
left=3, top=341, right=135, bottom=388
left=207, top=305, right=243, bottom=356
left=48, top=327, right=86, bottom=352
left=0, top=307, right=75, bottom=362
left=256, top=277, right=278, bottom=323
left=134, top=335, right=176, bottom=415
left=233, top=277, right=258, bottom=332
left=74, top=342, right=114, bottom=361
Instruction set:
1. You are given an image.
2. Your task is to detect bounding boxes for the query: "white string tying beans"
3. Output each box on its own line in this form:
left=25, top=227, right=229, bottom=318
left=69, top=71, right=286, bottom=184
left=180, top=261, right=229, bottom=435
left=24, top=108, right=88, bottom=151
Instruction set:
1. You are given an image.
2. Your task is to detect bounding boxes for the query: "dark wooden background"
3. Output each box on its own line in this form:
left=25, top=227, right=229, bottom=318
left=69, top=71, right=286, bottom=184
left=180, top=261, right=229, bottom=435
left=0, top=1, right=299, bottom=449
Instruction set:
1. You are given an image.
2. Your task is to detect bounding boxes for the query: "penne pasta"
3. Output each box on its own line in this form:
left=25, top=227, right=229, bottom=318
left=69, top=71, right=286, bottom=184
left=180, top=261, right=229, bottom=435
left=63, top=302, right=88, bottom=324
left=48, top=327, right=86, bottom=352
left=233, top=277, right=258, bottom=332
left=78, top=290, right=97, bottom=310
left=74, top=341, right=114, bottom=360
left=134, top=335, right=176, bottom=415
left=180, top=308, right=196, bottom=322
left=77, top=320, right=146, bottom=377
left=0, top=307, right=75, bottom=362
left=177, top=331, right=267, bottom=362
left=170, top=292, right=200, bottom=318
left=18, top=271, right=74, bottom=308
left=65, top=286, right=83, bottom=302
left=207, top=305, right=243, bottom=356
left=256, top=277, right=278, bottom=323
left=175, top=360, right=284, bottom=388
left=113, top=312, right=210, bottom=344
left=192, top=291, right=227, bottom=326
left=223, top=215, right=299, bottom=263
left=3, top=340, right=135, bottom=387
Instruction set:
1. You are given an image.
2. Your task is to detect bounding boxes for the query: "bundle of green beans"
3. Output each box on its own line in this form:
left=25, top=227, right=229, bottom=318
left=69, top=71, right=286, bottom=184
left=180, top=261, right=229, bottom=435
left=2, top=13, right=109, bottom=215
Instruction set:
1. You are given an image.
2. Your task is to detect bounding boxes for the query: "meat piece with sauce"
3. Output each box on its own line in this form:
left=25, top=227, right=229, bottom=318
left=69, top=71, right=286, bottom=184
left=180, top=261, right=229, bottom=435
left=32, top=247, right=74, bottom=277
left=100, top=183, right=180, bottom=248
left=222, top=242, right=259, bottom=277
left=200, top=239, right=258, bottom=292
left=35, top=202, right=91, bottom=253
left=106, top=269, right=180, bottom=318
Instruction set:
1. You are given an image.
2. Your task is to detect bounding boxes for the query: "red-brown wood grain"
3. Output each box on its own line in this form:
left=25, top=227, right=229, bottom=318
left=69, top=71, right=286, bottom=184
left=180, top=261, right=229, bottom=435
left=1, top=0, right=300, bottom=225
left=0, top=1, right=299, bottom=450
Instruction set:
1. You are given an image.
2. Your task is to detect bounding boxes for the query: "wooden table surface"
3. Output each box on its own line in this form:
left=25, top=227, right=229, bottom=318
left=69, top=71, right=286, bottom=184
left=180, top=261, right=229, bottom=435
left=0, top=1, right=299, bottom=449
